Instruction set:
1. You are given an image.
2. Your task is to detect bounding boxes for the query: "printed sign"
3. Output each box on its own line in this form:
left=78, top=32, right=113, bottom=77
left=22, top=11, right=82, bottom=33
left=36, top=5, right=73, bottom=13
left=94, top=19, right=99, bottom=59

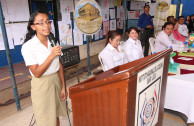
left=135, top=58, right=164, bottom=126
left=74, top=0, right=103, bottom=35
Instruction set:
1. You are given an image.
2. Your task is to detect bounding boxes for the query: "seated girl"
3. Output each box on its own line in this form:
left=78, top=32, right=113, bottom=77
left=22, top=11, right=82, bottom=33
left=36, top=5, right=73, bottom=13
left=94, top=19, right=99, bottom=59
left=123, top=27, right=144, bottom=62
left=169, top=19, right=186, bottom=44
left=100, top=30, right=128, bottom=71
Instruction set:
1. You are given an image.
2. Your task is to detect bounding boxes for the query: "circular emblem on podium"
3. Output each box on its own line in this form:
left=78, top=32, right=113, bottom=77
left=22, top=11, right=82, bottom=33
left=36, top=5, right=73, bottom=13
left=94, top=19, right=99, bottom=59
left=74, top=0, right=102, bottom=35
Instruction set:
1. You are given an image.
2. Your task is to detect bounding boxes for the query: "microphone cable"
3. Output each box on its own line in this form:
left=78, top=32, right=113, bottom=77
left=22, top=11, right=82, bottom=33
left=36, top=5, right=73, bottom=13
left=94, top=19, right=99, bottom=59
left=29, top=114, right=36, bottom=126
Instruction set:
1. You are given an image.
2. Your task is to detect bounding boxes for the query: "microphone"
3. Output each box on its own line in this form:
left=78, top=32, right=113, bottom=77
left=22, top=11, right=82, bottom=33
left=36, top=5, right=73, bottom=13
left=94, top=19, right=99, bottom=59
left=48, top=33, right=56, bottom=47
left=48, top=33, right=63, bottom=56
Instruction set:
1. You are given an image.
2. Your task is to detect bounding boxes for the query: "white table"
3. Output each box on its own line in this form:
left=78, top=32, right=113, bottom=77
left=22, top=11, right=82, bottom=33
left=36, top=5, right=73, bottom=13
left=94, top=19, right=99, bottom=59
left=164, top=74, right=194, bottom=123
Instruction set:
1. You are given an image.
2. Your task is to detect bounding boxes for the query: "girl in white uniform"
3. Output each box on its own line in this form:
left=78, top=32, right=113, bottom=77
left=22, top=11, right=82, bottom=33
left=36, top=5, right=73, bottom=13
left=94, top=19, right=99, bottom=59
left=21, top=11, right=66, bottom=126
left=100, top=30, right=128, bottom=71
left=123, top=27, right=144, bottom=62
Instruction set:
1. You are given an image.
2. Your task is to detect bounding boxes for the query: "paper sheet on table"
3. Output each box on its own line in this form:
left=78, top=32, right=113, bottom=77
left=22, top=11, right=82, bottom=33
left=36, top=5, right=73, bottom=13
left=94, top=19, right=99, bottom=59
left=178, top=53, right=194, bottom=57
left=178, top=57, right=193, bottom=61
left=0, top=26, right=14, bottom=50
left=179, top=64, right=194, bottom=70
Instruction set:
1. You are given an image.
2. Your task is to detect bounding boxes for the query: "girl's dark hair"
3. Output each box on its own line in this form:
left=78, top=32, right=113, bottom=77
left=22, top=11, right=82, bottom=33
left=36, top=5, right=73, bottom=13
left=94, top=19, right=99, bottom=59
left=23, top=10, right=48, bottom=43
left=126, top=27, right=139, bottom=39
left=105, top=30, right=122, bottom=46
left=162, top=21, right=174, bottom=30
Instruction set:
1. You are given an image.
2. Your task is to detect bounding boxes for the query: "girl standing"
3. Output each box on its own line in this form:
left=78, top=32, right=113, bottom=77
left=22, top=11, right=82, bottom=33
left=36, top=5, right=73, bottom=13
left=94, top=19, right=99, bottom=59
left=21, top=11, right=67, bottom=126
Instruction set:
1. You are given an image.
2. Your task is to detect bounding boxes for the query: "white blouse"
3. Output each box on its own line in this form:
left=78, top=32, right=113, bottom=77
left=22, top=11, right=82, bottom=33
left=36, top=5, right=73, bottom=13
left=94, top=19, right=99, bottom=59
left=154, top=31, right=183, bottom=53
left=123, top=37, right=144, bottom=62
left=100, top=43, right=128, bottom=71
left=154, top=31, right=173, bottom=52
left=21, top=35, right=60, bottom=76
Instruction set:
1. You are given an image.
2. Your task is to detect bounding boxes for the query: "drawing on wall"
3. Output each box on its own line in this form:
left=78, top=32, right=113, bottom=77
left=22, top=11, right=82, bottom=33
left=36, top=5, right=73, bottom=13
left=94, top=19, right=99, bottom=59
left=117, top=6, right=121, bottom=18
left=102, top=0, right=108, bottom=8
left=117, top=19, right=120, bottom=29
left=102, top=8, right=109, bottom=21
left=103, top=21, right=109, bottom=35
left=149, top=3, right=156, bottom=16
left=73, top=29, right=83, bottom=45
left=0, top=26, right=14, bottom=50
left=110, top=8, right=115, bottom=19
left=115, top=0, right=121, bottom=6
left=109, top=0, right=115, bottom=8
left=12, top=23, right=28, bottom=46
left=120, top=6, right=125, bottom=21
left=99, top=29, right=103, bottom=38
left=58, top=21, right=72, bottom=45
left=60, top=0, right=74, bottom=24
left=110, top=19, right=116, bottom=31
left=128, top=11, right=139, bottom=20
left=130, top=1, right=146, bottom=11
left=94, top=31, right=99, bottom=40
left=120, top=20, right=123, bottom=29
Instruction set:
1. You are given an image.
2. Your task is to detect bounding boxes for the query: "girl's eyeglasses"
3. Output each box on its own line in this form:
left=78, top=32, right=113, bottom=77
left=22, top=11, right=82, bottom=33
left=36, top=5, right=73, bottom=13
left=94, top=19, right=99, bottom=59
left=33, top=21, right=52, bottom=26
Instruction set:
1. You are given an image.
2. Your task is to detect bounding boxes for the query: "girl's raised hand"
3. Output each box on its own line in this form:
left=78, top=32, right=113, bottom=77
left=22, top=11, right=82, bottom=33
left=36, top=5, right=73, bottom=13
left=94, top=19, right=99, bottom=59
left=50, top=45, right=62, bottom=59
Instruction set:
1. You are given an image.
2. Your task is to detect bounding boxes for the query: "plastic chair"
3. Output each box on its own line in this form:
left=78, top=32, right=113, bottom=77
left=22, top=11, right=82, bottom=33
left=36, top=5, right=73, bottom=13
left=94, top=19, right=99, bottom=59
left=98, top=53, right=105, bottom=71
left=149, top=37, right=156, bottom=54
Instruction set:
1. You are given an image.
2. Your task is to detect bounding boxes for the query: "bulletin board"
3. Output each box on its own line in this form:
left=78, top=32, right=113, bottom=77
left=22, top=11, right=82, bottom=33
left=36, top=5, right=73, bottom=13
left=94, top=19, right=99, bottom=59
left=4, top=0, right=30, bottom=22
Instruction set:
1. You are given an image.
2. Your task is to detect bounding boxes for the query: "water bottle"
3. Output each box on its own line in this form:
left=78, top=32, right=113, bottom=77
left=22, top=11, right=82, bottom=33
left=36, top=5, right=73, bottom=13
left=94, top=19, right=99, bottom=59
left=185, top=37, right=189, bottom=49
left=169, top=46, right=174, bottom=64
left=170, top=46, right=173, bottom=54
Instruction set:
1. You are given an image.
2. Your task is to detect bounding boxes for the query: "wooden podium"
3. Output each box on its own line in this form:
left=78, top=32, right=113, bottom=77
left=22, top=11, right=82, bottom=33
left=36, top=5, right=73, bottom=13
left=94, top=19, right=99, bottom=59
left=69, top=49, right=172, bottom=126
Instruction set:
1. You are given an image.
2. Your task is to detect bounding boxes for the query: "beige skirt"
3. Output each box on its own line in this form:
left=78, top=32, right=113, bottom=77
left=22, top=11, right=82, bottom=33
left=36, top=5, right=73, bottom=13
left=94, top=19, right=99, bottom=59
left=31, top=72, right=67, bottom=126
